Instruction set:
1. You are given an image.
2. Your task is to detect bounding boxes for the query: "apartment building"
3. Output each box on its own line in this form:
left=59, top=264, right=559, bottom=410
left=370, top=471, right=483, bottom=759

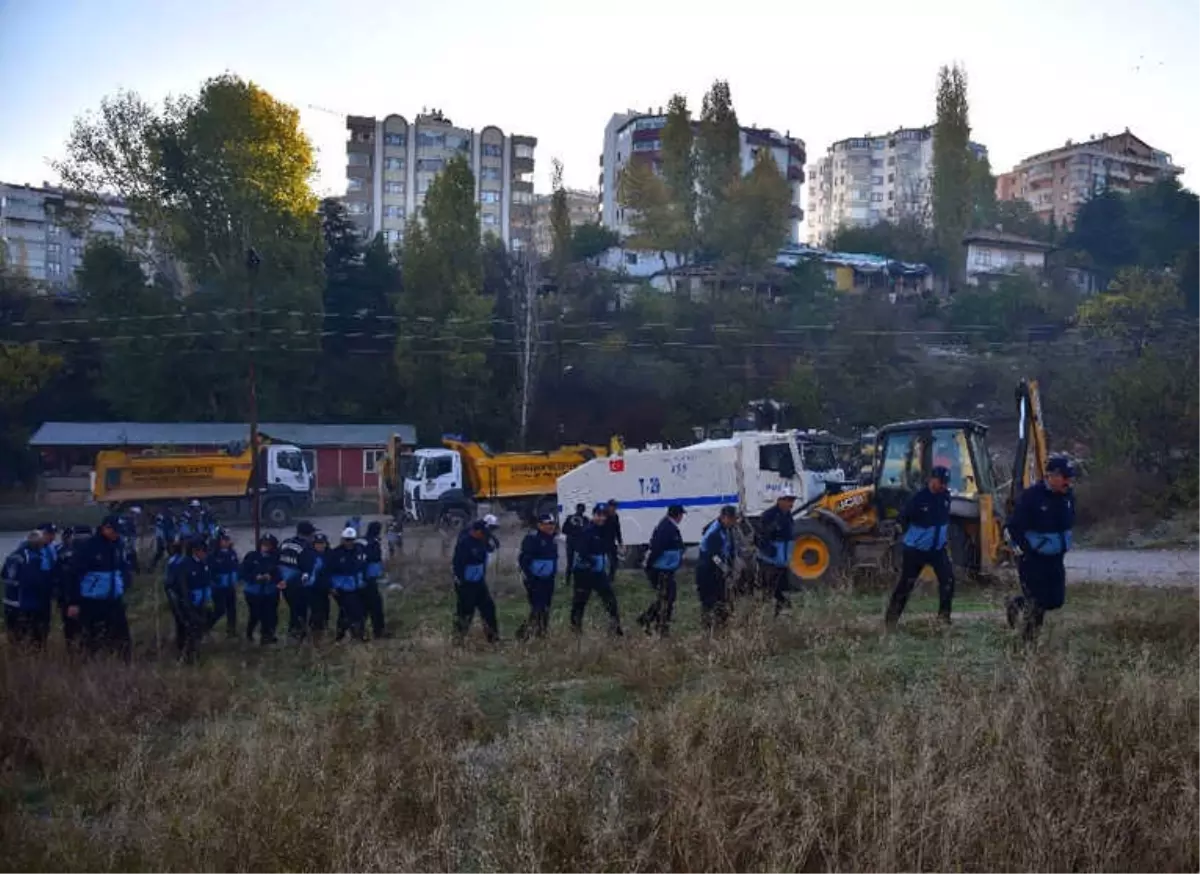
left=532, top=188, right=599, bottom=256
left=598, top=109, right=806, bottom=244
left=0, top=182, right=131, bottom=290
left=806, top=127, right=988, bottom=245
left=996, top=129, right=1181, bottom=227
left=344, top=109, right=537, bottom=251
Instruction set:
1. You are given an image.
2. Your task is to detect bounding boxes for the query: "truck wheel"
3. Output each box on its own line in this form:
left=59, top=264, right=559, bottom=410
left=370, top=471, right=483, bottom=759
left=262, top=500, right=290, bottom=528
left=789, top=520, right=844, bottom=584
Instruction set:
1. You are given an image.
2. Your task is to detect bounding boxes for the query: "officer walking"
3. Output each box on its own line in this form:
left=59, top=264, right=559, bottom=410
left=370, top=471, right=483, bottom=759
left=756, top=490, right=797, bottom=614
left=308, top=532, right=331, bottom=638
left=1005, top=455, right=1077, bottom=642
left=278, top=522, right=317, bottom=641
left=241, top=533, right=282, bottom=645
left=329, top=527, right=367, bottom=642
left=697, top=505, right=739, bottom=631
left=169, top=537, right=213, bottom=662
left=568, top=504, right=624, bottom=636
left=601, top=499, right=624, bottom=585
left=561, top=503, right=588, bottom=587
left=208, top=529, right=240, bottom=637
left=516, top=513, right=558, bottom=640
left=638, top=505, right=686, bottom=636
left=885, top=466, right=956, bottom=628
left=451, top=520, right=499, bottom=643
left=361, top=521, right=389, bottom=640
left=3, top=530, right=54, bottom=649
left=68, top=515, right=133, bottom=661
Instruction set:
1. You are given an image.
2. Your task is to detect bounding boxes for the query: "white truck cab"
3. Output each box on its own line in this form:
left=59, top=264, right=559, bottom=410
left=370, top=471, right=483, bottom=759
left=402, top=448, right=473, bottom=526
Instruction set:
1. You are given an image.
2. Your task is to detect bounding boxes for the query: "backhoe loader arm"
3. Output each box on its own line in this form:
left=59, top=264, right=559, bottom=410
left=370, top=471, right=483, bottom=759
left=1007, top=379, right=1049, bottom=514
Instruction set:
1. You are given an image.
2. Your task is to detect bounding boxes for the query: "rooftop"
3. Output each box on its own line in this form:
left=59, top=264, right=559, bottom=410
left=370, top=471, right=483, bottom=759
left=961, top=229, right=1055, bottom=251
left=30, top=422, right=417, bottom=448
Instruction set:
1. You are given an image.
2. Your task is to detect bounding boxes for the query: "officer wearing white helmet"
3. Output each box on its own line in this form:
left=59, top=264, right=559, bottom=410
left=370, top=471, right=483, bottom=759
left=328, top=526, right=367, bottom=642
left=755, top=486, right=797, bottom=614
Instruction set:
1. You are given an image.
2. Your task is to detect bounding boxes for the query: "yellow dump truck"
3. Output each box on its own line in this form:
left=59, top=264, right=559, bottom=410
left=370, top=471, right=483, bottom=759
left=92, top=440, right=313, bottom=526
left=385, top=435, right=614, bottom=528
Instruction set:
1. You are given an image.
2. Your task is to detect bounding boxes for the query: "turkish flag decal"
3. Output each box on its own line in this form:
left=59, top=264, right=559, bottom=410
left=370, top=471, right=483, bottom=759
left=608, top=459, right=625, bottom=473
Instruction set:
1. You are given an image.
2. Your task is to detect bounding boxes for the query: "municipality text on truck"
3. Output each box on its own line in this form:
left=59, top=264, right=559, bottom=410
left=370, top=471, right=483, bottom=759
left=557, top=429, right=845, bottom=563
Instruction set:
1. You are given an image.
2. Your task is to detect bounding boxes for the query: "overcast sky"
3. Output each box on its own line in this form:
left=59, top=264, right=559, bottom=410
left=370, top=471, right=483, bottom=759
left=1, top=0, right=1196, bottom=236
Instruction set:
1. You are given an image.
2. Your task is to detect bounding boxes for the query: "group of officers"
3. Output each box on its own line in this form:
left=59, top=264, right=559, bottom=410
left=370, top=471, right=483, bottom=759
left=2, top=504, right=391, bottom=662
left=4, top=456, right=1077, bottom=659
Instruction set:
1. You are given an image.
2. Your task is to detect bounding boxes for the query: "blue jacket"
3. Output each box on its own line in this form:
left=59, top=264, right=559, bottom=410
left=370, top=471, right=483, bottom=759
left=363, top=537, right=384, bottom=580
left=569, top=523, right=610, bottom=574
left=209, top=547, right=239, bottom=589
left=901, top=486, right=952, bottom=552
left=1007, top=480, right=1075, bottom=557
left=3, top=543, right=54, bottom=611
left=757, top=505, right=795, bottom=568
left=240, top=550, right=281, bottom=597
left=154, top=512, right=177, bottom=542
left=647, top=516, right=684, bottom=571
left=453, top=531, right=493, bottom=584
left=70, top=534, right=130, bottom=602
left=177, top=512, right=197, bottom=539
left=277, top=537, right=317, bottom=586
left=171, top=555, right=212, bottom=608
left=519, top=530, right=558, bottom=580
left=699, top=519, right=735, bottom=566
left=325, top=544, right=364, bottom=592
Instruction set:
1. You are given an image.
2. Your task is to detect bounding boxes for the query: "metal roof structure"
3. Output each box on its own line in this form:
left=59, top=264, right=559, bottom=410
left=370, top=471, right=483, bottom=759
left=29, top=422, right=417, bottom=448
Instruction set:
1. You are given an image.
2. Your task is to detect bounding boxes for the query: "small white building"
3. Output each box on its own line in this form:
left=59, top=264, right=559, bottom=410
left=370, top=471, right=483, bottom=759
left=962, top=230, right=1054, bottom=286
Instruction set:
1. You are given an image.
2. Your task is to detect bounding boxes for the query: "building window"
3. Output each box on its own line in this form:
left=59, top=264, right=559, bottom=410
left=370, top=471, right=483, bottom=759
left=871, top=176, right=883, bottom=185
left=870, top=159, right=883, bottom=168
left=512, top=191, right=533, bottom=204
left=383, top=157, right=405, bottom=171
left=888, top=191, right=894, bottom=201
left=481, top=167, right=501, bottom=181
left=417, top=158, right=444, bottom=172
left=363, top=449, right=386, bottom=474
left=870, top=193, right=883, bottom=202
left=625, top=251, right=638, bottom=265
left=47, top=224, right=60, bottom=237
left=632, top=140, right=661, bottom=152
left=347, top=152, right=369, bottom=167
left=417, top=132, right=445, bottom=149
left=384, top=133, right=406, bottom=147
left=446, top=134, right=471, bottom=152
left=47, top=242, right=62, bottom=255
left=71, top=245, right=83, bottom=259
left=382, top=229, right=403, bottom=244
left=347, top=178, right=364, bottom=192
left=46, top=262, right=62, bottom=275
left=514, top=144, right=535, bottom=159
left=481, top=190, right=501, bottom=204
left=482, top=213, right=498, bottom=226
left=887, top=156, right=896, bottom=166
left=482, top=143, right=503, bottom=157
left=384, top=205, right=405, bottom=219
left=384, top=181, right=404, bottom=195
left=346, top=202, right=368, bottom=215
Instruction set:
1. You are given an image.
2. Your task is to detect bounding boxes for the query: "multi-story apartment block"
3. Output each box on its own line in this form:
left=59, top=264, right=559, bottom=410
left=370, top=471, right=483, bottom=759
left=532, top=188, right=599, bottom=256
left=598, top=109, right=806, bottom=245
left=806, top=127, right=987, bottom=245
left=344, top=109, right=537, bottom=251
left=996, top=129, right=1181, bottom=227
left=0, top=182, right=131, bottom=290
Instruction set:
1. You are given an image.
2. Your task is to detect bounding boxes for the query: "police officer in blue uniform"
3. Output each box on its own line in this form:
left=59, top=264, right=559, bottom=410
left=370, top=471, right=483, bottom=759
left=1005, top=455, right=1076, bottom=642
left=241, top=533, right=282, bottom=645
left=885, top=466, right=955, bottom=628
left=697, top=505, right=739, bottom=631
left=208, top=529, right=240, bottom=637
left=639, top=504, right=686, bottom=636
left=3, top=530, right=54, bottom=649
left=361, top=521, right=389, bottom=640
left=68, top=514, right=133, bottom=661
left=756, top=490, right=797, bottom=614
left=329, top=527, right=367, bottom=642
left=169, top=537, right=213, bottom=662
left=452, top=520, right=499, bottom=642
left=517, top=513, right=558, bottom=640
left=55, top=525, right=90, bottom=649
left=278, top=521, right=318, bottom=641
left=568, top=504, right=624, bottom=636
left=309, top=532, right=331, bottom=638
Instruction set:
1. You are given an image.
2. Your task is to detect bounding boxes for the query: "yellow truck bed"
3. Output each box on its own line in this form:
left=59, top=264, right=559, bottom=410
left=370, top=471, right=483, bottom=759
left=93, top=449, right=255, bottom=504
left=447, top=440, right=609, bottom=501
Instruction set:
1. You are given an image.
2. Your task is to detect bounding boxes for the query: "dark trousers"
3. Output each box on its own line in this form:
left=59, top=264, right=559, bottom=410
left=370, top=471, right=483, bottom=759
left=570, top=570, right=623, bottom=635
left=758, top=563, right=791, bottom=615
left=335, top=589, right=366, bottom=641
left=308, top=586, right=330, bottom=634
left=79, top=599, right=131, bottom=662
left=209, top=586, right=237, bottom=635
left=151, top=538, right=167, bottom=570
left=638, top=568, right=678, bottom=634
left=606, top=550, right=619, bottom=585
left=886, top=547, right=955, bottom=625
left=60, top=601, right=81, bottom=651
left=5, top=605, right=52, bottom=649
left=284, top=583, right=309, bottom=640
left=1011, top=553, right=1066, bottom=641
left=245, top=592, right=279, bottom=643
left=172, top=602, right=208, bottom=663
left=362, top=579, right=387, bottom=638
left=453, top=581, right=498, bottom=642
left=517, top=574, right=554, bottom=640
left=696, top=561, right=731, bottom=631
left=565, top=547, right=577, bottom=586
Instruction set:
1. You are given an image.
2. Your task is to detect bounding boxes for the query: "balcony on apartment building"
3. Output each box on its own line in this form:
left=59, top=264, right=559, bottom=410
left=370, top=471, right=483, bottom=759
left=511, top=136, right=537, bottom=175
left=788, top=163, right=805, bottom=182
left=1025, top=164, right=1054, bottom=184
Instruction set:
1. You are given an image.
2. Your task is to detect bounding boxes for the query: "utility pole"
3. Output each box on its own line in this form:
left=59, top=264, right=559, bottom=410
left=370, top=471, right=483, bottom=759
left=246, top=247, right=262, bottom=546
left=517, top=250, right=539, bottom=449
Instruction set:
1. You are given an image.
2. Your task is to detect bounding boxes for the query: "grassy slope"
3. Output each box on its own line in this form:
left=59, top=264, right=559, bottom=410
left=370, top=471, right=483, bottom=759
left=1, top=568, right=1196, bottom=872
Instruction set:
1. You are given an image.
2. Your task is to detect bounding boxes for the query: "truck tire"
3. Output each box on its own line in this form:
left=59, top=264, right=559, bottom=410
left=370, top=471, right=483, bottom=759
left=262, top=500, right=290, bottom=528
left=789, top=520, right=844, bottom=585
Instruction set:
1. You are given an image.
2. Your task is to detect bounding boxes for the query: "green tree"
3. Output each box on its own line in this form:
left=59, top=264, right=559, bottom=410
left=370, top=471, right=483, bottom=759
left=395, top=155, right=493, bottom=439
left=695, top=80, right=741, bottom=255
left=1077, top=267, right=1187, bottom=354
left=827, top=219, right=941, bottom=268
left=548, top=159, right=572, bottom=281
left=570, top=223, right=619, bottom=262
left=968, top=152, right=997, bottom=229
left=617, top=159, right=681, bottom=289
left=660, top=94, right=697, bottom=254
left=931, top=63, right=973, bottom=284
left=720, top=150, right=791, bottom=271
